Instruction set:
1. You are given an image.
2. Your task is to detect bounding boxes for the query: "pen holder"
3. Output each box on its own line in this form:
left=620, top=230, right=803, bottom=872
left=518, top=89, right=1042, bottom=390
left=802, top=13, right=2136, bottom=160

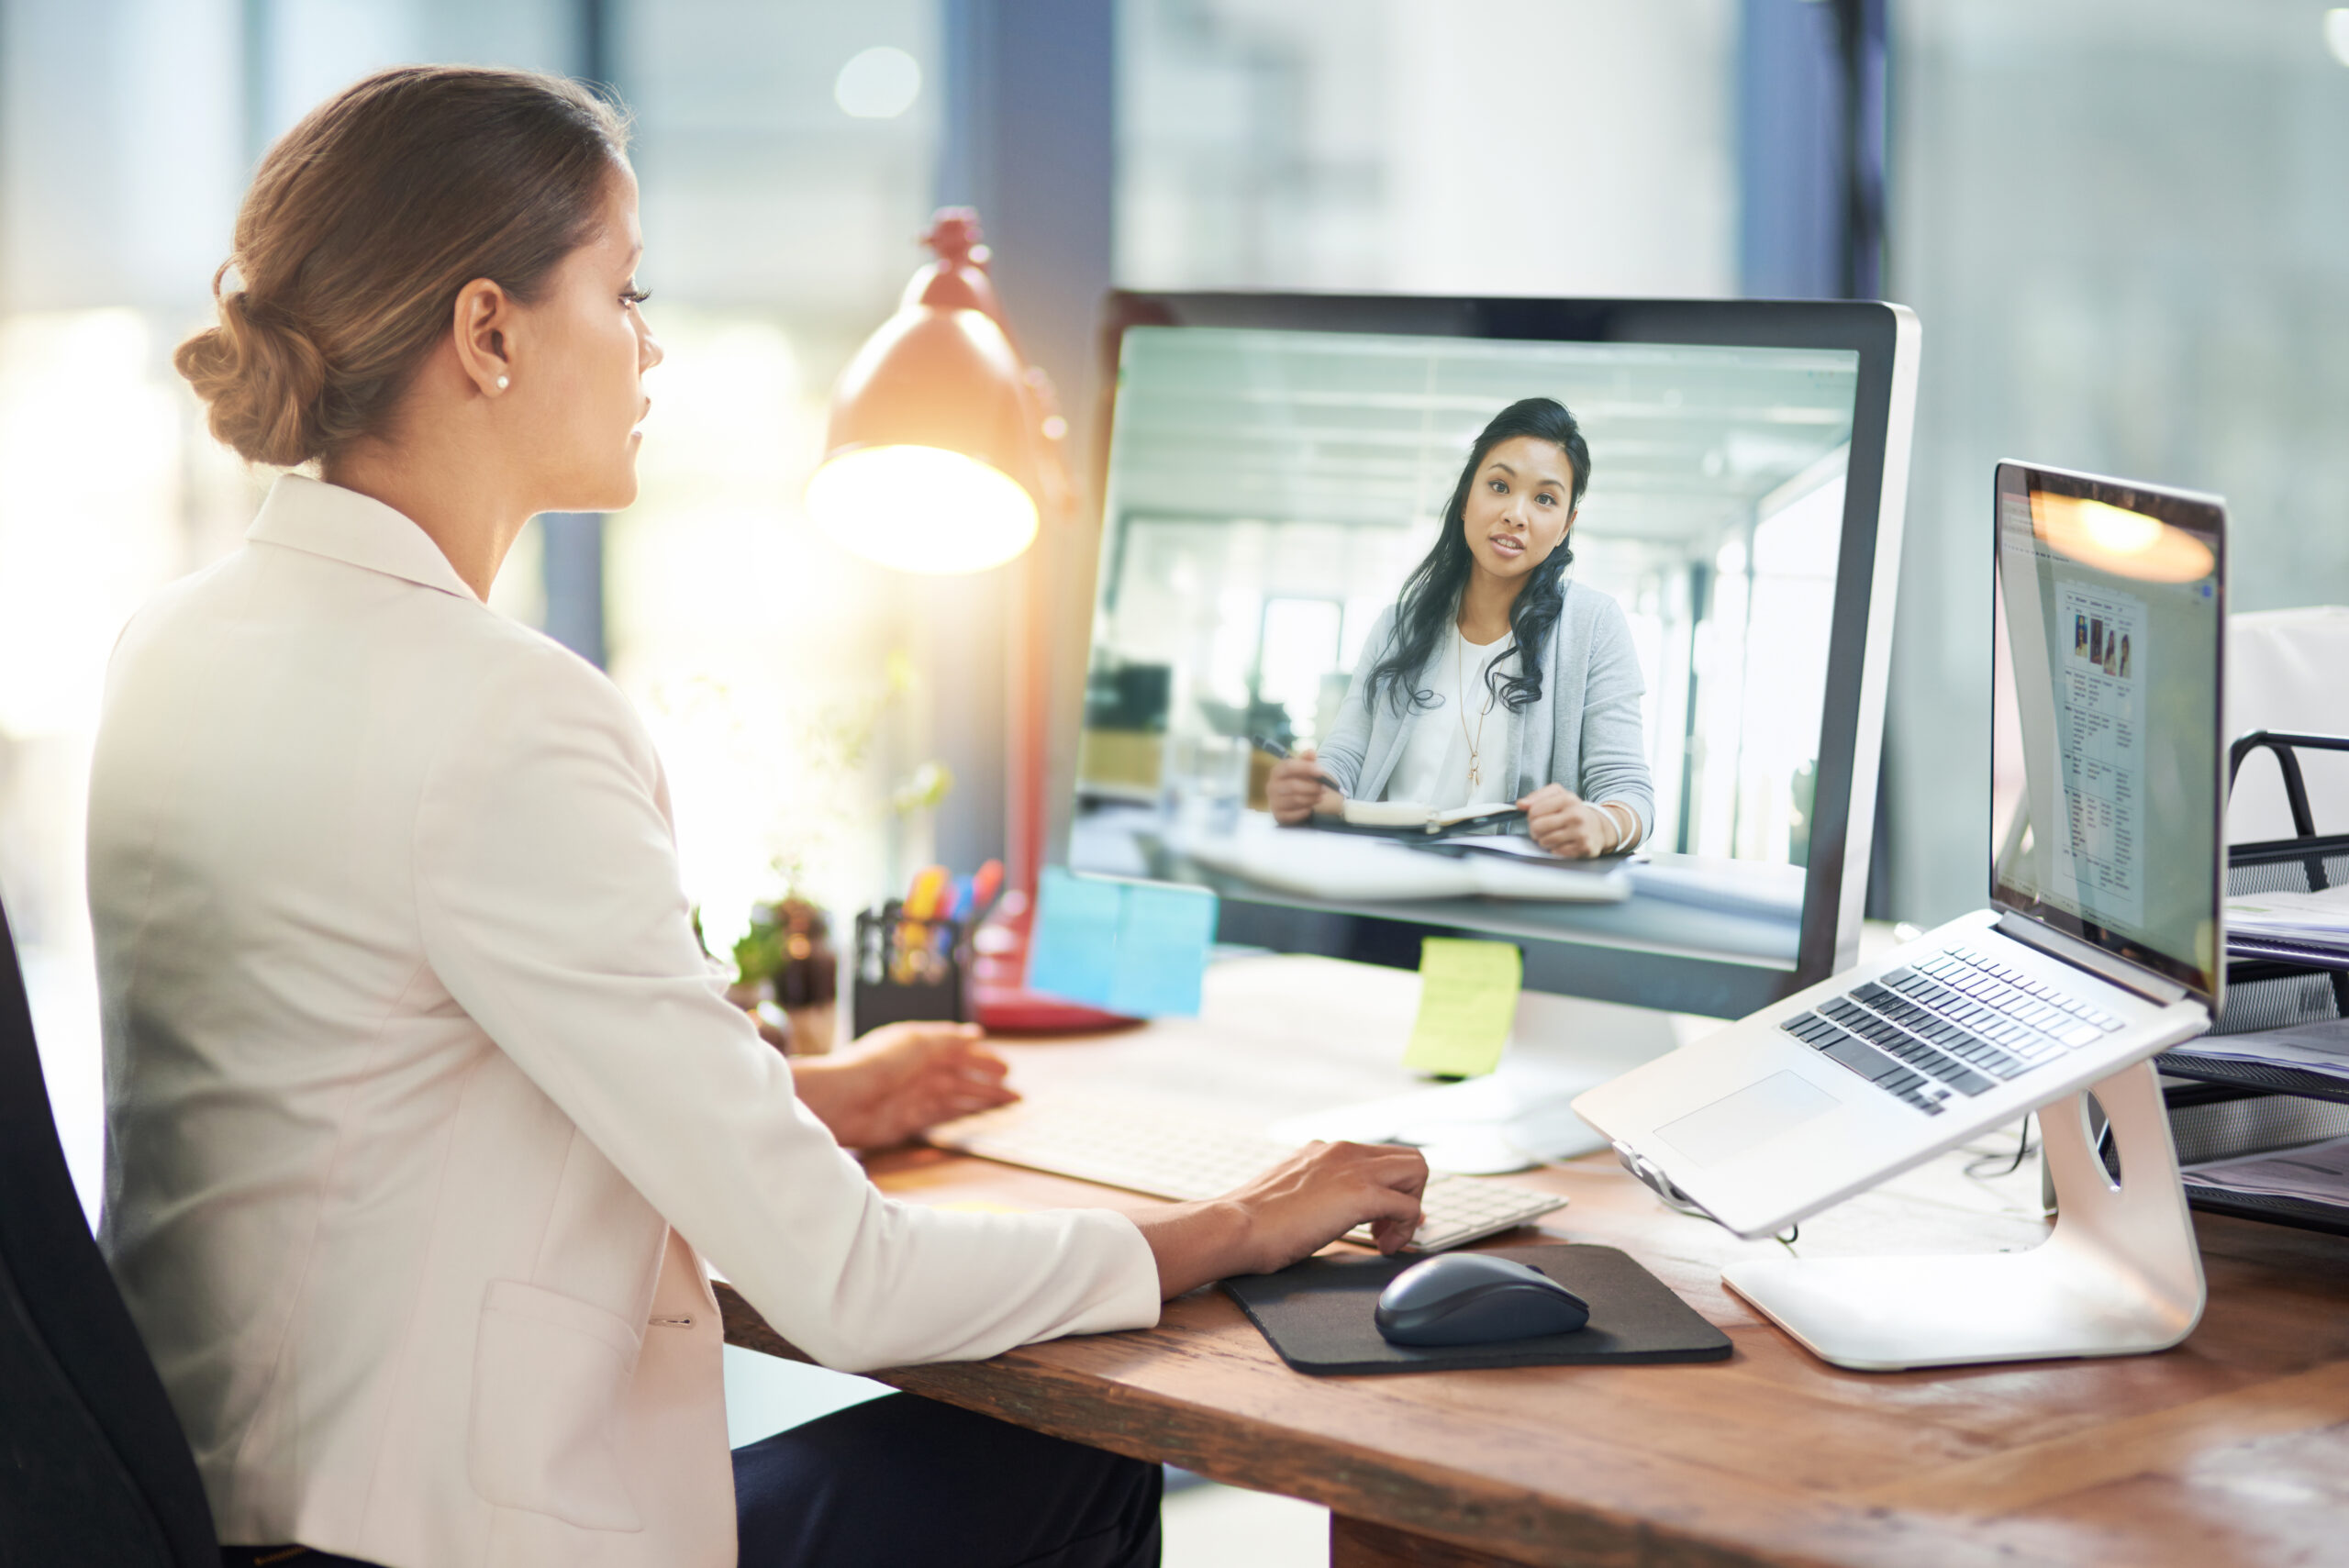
left=848, top=904, right=972, bottom=1037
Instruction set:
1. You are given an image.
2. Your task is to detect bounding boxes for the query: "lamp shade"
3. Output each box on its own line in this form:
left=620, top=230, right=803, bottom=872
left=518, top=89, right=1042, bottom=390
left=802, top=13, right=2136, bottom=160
left=807, top=210, right=1050, bottom=574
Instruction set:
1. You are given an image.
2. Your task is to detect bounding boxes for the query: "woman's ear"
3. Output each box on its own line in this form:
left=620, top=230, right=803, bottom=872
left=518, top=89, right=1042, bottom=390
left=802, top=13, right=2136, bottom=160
left=451, top=277, right=516, bottom=396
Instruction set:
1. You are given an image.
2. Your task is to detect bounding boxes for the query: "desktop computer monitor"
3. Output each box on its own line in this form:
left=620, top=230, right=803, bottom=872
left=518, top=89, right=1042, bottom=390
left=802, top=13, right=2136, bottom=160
left=1068, top=295, right=1918, bottom=1018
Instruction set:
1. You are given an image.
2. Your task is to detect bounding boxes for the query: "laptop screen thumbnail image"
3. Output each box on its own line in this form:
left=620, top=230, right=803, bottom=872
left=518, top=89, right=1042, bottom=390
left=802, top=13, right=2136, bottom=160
left=1990, top=462, right=2225, bottom=1004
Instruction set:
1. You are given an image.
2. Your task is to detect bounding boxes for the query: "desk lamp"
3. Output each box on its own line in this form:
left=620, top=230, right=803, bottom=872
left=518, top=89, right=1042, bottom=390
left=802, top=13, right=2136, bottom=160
left=806, top=209, right=1125, bottom=1032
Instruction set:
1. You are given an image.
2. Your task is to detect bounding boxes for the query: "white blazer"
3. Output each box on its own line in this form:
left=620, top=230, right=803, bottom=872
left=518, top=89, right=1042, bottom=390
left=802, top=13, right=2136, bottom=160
left=88, top=476, right=1159, bottom=1568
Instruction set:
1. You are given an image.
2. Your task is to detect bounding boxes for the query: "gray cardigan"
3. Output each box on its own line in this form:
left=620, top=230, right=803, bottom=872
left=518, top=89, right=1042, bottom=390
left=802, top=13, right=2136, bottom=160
left=1318, top=586, right=1656, bottom=839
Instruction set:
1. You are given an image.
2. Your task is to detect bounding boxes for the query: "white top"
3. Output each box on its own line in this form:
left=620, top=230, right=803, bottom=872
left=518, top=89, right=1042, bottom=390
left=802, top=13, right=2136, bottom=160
left=1318, top=594, right=1655, bottom=839
left=1383, top=625, right=1518, bottom=812
left=88, top=475, right=1159, bottom=1568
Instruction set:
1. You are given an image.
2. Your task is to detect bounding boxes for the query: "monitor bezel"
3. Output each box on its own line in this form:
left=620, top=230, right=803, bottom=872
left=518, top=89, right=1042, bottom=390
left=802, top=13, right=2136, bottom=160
left=1075, top=293, right=1917, bottom=1019
left=1988, top=459, right=2227, bottom=1006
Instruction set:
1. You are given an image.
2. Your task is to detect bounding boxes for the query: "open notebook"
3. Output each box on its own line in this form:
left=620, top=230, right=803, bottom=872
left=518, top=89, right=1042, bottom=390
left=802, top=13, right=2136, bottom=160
left=1337, top=800, right=1530, bottom=838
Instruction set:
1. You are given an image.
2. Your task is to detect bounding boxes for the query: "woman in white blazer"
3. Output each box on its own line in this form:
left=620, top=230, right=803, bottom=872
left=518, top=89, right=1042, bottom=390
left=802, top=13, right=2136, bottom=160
left=91, top=67, right=1426, bottom=1568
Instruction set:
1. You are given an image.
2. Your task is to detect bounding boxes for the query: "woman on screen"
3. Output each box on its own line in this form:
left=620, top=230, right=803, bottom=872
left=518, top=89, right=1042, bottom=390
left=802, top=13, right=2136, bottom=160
left=1265, top=397, right=1653, bottom=858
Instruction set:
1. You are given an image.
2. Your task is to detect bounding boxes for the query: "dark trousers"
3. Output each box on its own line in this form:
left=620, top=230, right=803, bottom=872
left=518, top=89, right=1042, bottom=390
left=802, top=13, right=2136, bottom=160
left=221, top=1391, right=1162, bottom=1568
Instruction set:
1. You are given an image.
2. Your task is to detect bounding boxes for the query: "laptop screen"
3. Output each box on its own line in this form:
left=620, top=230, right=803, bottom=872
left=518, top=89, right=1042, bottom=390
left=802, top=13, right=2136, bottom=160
left=1991, top=462, right=2225, bottom=1003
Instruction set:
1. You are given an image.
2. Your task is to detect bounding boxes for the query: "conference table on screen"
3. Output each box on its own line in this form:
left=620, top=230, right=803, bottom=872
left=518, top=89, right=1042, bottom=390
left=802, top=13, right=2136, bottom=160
left=721, top=955, right=2349, bottom=1568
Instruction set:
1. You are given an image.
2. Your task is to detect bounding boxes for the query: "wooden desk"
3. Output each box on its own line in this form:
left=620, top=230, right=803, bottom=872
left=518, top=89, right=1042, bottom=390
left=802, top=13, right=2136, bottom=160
left=719, top=958, right=2349, bottom=1568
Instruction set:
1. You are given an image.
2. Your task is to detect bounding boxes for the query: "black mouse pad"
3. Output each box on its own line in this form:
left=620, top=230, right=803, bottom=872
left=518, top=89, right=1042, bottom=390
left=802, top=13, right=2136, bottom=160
left=1219, top=1243, right=1731, bottom=1375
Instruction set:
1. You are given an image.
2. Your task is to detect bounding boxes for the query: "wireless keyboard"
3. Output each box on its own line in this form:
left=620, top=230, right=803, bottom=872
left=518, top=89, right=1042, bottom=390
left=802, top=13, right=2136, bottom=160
left=927, top=1095, right=1567, bottom=1252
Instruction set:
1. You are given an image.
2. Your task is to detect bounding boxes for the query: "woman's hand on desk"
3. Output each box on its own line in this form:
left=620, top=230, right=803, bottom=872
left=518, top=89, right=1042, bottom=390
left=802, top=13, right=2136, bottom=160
left=792, top=1022, right=1017, bottom=1151
left=1130, top=1140, right=1429, bottom=1298
left=1518, top=784, right=1620, bottom=858
left=1266, top=748, right=1344, bottom=825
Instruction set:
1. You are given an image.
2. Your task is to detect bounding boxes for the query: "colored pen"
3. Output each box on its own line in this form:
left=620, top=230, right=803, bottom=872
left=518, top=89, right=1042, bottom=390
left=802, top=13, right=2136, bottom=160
left=970, top=859, right=1005, bottom=919
left=906, top=864, right=948, bottom=922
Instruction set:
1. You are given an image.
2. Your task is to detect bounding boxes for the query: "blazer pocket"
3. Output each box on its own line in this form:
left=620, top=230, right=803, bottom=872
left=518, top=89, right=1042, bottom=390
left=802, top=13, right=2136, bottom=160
left=467, top=1279, right=645, bottom=1531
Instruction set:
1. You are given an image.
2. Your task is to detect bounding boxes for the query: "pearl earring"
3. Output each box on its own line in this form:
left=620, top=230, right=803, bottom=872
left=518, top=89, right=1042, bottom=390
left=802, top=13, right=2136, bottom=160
left=495, top=375, right=510, bottom=391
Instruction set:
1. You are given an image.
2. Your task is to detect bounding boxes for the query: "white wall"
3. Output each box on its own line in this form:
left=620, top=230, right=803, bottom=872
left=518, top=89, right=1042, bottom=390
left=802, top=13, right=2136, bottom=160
left=1885, top=0, right=2349, bottom=922
left=1383, top=0, right=1734, bottom=297
left=1119, top=0, right=1736, bottom=296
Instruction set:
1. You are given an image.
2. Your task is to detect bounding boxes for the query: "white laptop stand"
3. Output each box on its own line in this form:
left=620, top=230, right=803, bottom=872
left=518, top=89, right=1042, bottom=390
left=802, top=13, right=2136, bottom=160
left=1721, top=1059, right=2207, bottom=1372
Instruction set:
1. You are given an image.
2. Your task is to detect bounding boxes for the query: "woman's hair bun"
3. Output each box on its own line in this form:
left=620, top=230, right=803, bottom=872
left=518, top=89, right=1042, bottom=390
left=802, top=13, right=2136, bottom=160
left=175, top=286, right=331, bottom=468
left=175, top=65, right=629, bottom=468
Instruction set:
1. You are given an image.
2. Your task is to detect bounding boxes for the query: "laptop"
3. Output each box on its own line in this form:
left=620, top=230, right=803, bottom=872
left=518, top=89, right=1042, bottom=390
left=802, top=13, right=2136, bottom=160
left=1574, top=462, right=2226, bottom=1240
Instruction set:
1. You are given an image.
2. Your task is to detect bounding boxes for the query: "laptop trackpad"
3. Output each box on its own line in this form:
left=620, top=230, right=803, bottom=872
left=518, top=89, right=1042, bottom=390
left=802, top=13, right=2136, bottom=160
left=1655, top=1070, right=1841, bottom=1168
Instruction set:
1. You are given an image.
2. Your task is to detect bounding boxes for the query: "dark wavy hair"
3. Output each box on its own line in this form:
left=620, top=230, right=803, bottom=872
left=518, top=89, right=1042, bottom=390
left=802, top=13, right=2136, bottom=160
left=1363, top=396, right=1592, bottom=716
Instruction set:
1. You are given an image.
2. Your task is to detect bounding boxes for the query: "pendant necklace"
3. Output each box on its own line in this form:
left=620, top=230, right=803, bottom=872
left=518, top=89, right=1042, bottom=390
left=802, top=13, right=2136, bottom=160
left=1456, top=628, right=1496, bottom=789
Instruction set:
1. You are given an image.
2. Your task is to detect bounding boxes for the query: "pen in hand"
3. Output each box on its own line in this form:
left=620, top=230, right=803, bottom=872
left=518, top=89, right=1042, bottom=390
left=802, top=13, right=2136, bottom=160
left=1249, top=734, right=1340, bottom=792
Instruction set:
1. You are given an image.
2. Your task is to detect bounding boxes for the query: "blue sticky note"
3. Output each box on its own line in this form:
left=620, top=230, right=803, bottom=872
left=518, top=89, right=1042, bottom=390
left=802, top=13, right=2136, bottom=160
left=1026, top=867, right=1123, bottom=1006
left=1107, top=882, right=1219, bottom=1018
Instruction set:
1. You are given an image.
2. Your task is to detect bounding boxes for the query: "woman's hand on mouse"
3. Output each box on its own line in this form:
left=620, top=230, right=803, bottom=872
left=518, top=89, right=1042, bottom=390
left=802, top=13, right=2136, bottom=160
left=1518, top=784, right=1617, bottom=858
left=791, top=1021, right=1018, bottom=1151
left=1265, top=748, right=1344, bottom=824
left=1129, top=1140, right=1429, bottom=1298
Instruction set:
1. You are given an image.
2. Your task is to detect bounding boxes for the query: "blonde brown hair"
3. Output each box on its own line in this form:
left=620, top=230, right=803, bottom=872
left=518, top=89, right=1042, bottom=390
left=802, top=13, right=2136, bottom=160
left=176, top=65, right=629, bottom=467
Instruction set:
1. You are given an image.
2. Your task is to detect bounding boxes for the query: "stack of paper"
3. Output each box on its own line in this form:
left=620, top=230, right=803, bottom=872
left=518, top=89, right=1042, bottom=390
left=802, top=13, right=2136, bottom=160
left=2223, top=884, right=2349, bottom=962
left=2183, top=1133, right=2349, bottom=1212
left=2172, top=1018, right=2349, bottom=1088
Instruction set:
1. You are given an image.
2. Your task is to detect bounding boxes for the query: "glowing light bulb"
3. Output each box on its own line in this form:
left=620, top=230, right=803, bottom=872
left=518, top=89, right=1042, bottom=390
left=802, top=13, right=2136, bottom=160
left=2326, top=9, right=2349, bottom=68
left=804, top=445, right=1039, bottom=574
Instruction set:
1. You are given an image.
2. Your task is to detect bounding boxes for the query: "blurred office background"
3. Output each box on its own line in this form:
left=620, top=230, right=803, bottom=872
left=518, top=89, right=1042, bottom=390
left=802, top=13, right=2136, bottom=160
left=3, top=1, right=2347, bottom=1554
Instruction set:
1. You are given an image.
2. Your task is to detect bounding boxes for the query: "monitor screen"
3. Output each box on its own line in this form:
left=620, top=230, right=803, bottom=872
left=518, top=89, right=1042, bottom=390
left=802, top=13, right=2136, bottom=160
left=1990, top=462, right=2225, bottom=1002
left=1067, top=296, right=1912, bottom=1016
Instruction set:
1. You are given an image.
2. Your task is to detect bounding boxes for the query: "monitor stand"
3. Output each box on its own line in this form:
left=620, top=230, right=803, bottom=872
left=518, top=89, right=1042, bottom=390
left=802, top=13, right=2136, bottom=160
left=1720, top=1058, right=2206, bottom=1372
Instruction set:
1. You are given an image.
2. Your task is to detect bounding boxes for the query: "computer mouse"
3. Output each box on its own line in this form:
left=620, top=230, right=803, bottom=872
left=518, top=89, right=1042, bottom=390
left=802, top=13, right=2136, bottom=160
left=1373, top=1252, right=1591, bottom=1347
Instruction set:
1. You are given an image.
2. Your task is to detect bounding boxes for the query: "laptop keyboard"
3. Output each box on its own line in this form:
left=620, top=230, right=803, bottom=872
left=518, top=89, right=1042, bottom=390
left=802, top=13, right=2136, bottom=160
left=1777, top=946, right=2130, bottom=1116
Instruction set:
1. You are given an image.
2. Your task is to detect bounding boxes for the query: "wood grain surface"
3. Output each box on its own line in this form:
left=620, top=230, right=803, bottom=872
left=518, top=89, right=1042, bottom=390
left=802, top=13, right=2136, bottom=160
left=717, top=958, right=2349, bottom=1567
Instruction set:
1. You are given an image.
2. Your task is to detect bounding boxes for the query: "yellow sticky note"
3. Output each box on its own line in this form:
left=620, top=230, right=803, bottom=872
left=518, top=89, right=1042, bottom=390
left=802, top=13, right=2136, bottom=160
left=1403, top=938, right=1522, bottom=1077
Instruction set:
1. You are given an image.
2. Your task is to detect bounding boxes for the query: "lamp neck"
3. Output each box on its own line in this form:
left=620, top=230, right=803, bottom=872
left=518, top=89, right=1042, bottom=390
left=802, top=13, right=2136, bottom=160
left=912, top=261, right=1004, bottom=319
left=903, top=206, right=1014, bottom=329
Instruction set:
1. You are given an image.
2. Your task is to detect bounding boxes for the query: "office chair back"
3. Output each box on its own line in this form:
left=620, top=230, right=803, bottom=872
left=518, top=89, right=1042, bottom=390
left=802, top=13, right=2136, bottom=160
left=0, top=893, right=217, bottom=1566
left=2227, top=606, right=2349, bottom=842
